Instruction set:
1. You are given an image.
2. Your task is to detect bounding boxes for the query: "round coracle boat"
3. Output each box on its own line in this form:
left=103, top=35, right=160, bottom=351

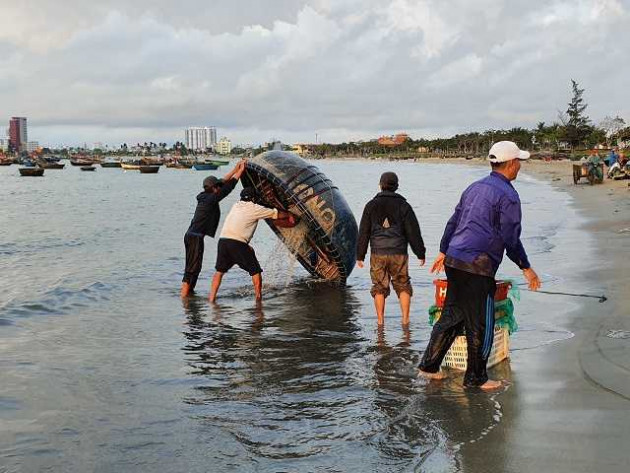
left=241, top=151, right=358, bottom=282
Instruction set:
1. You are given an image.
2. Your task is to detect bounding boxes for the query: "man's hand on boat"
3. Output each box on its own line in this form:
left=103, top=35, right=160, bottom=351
left=273, top=211, right=299, bottom=228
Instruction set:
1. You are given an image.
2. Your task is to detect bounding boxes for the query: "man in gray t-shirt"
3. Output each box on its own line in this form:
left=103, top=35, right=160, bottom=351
left=209, top=187, right=297, bottom=303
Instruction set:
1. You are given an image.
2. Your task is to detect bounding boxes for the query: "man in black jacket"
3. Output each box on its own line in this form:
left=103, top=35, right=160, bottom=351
left=356, top=172, right=426, bottom=325
left=180, top=160, right=246, bottom=297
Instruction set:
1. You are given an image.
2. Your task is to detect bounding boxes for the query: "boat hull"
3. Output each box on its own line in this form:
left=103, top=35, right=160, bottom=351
left=139, top=166, right=159, bottom=174
left=70, top=160, right=96, bottom=166
left=193, top=163, right=219, bottom=171
left=19, top=167, right=44, bottom=176
left=121, top=163, right=141, bottom=170
left=240, top=151, right=358, bottom=282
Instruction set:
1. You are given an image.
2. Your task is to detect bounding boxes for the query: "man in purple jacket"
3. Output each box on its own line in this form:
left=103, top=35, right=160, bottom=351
left=418, top=141, right=541, bottom=390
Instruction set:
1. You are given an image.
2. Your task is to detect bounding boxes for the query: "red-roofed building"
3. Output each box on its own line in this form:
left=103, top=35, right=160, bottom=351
left=378, top=133, right=410, bottom=146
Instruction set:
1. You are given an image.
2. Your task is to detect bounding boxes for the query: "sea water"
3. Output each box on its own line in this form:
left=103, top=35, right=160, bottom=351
left=0, top=161, right=593, bottom=472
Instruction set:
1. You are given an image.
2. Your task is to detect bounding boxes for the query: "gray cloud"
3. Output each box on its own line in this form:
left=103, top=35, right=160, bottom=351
left=0, top=0, right=627, bottom=146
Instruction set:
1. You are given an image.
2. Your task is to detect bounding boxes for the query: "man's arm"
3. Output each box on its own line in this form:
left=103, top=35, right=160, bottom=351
left=439, top=198, right=463, bottom=255
left=223, top=159, right=246, bottom=182
left=499, top=197, right=530, bottom=270
left=216, top=161, right=246, bottom=200
left=500, top=197, right=541, bottom=291
left=430, top=196, right=464, bottom=273
left=403, top=206, right=426, bottom=263
left=217, top=177, right=237, bottom=200
left=356, top=203, right=372, bottom=267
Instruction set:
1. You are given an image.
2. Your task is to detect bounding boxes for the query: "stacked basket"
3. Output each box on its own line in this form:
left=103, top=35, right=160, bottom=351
left=430, top=279, right=514, bottom=370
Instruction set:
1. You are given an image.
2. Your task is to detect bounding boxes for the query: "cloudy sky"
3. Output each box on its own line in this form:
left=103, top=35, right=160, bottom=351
left=1, top=0, right=627, bottom=147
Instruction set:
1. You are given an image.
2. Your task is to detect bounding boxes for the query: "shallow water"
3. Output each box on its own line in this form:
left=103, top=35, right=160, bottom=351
left=0, top=161, right=594, bottom=472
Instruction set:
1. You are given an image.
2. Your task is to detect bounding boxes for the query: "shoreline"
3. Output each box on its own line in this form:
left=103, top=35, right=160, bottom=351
left=522, top=160, right=630, bottom=399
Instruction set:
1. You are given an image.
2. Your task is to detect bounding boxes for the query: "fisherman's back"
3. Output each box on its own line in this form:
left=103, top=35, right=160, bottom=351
left=444, top=172, right=526, bottom=276
left=357, top=191, right=425, bottom=259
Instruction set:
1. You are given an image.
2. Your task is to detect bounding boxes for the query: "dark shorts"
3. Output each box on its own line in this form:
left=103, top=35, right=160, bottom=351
left=215, top=238, right=262, bottom=276
left=369, top=254, right=412, bottom=298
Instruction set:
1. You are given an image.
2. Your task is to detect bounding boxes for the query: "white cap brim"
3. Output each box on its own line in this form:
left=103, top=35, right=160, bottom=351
left=488, top=150, right=531, bottom=163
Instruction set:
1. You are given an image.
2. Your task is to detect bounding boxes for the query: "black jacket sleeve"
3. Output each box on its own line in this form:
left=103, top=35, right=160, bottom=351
left=403, top=204, right=426, bottom=260
left=356, top=202, right=372, bottom=261
left=217, top=178, right=237, bottom=201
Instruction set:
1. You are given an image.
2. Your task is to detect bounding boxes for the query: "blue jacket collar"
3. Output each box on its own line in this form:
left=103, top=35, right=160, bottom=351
left=490, top=171, right=513, bottom=185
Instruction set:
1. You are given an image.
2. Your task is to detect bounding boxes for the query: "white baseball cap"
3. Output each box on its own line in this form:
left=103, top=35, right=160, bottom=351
left=488, top=141, right=530, bottom=163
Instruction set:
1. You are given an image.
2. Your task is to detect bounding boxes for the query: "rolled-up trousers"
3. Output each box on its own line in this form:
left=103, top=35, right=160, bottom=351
left=419, top=266, right=496, bottom=387
left=182, top=232, right=205, bottom=291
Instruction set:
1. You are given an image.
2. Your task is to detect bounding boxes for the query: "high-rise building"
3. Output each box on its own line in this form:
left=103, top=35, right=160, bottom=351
left=184, top=127, right=217, bottom=151
left=216, top=137, right=232, bottom=155
left=9, top=117, right=27, bottom=153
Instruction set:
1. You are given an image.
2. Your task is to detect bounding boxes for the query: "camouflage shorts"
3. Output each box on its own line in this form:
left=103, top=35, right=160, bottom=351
left=369, top=254, right=412, bottom=298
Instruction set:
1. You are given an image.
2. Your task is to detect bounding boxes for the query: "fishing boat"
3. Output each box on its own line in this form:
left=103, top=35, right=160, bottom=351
left=70, top=158, right=96, bottom=166
left=139, top=165, right=159, bottom=174
left=19, top=167, right=44, bottom=176
left=42, top=161, right=65, bottom=169
left=166, top=159, right=193, bottom=169
left=100, top=159, right=122, bottom=168
left=121, top=161, right=141, bottom=170
left=241, top=150, right=358, bottom=282
left=36, top=157, right=65, bottom=169
left=192, top=162, right=219, bottom=171
left=0, top=159, right=12, bottom=166
left=81, top=166, right=96, bottom=171
left=210, top=159, right=229, bottom=166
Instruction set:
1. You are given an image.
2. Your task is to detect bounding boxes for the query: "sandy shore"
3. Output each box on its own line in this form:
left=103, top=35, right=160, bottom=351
left=457, top=159, right=630, bottom=472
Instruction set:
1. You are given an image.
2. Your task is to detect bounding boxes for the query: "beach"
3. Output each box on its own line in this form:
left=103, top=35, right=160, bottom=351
left=1, top=159, right=629, bottom=472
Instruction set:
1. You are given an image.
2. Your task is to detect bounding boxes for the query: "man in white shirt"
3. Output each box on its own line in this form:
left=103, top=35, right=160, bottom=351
left=209, top=187, right=297, bottom=303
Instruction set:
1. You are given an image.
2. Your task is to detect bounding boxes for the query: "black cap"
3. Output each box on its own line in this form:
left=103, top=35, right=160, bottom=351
left=240, top=187, right=258, bottom=202
left=203, top=176, right=222, bottom=190
left=379, top=172, right=399, bottom=191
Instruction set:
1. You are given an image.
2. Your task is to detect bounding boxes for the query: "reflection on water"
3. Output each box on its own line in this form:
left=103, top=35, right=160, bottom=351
left=0, top=161, right=589, bottom=472
left=177, top=283, right=514, bottom=471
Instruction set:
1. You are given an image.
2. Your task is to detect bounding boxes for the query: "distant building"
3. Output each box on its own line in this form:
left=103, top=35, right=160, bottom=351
left=26, top=141, right=40, bottom=153
left=185, top=126, right=217, bottom=151
left=292, top=143, right=310, bottom=156
left=9, top=117, right=27, bottom=152
left=0, top=138, right=9, bottom=152
left=216, top=137, right=232, bottom=155
left=378, top=133, right=410, bottom=147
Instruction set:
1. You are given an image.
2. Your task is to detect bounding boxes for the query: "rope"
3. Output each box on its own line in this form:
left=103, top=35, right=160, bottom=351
left=515, top=282, right=607, bottom=302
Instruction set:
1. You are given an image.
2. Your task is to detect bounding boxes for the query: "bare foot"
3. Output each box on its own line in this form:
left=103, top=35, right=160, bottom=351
left=417, top=369, right=447, bottom=380
left=479, top=379, right=503, bottom=391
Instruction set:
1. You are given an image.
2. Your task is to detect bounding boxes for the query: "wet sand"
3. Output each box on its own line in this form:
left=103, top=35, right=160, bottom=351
left=459, top=159, right=630, bottom=472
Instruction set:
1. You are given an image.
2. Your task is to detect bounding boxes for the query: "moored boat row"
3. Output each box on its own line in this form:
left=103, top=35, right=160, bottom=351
left=3, top=155, right=232, bottom=176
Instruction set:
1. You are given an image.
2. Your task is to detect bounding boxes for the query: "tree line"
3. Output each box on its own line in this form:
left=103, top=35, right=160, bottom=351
left=305, top=80, right=627, bottom=158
